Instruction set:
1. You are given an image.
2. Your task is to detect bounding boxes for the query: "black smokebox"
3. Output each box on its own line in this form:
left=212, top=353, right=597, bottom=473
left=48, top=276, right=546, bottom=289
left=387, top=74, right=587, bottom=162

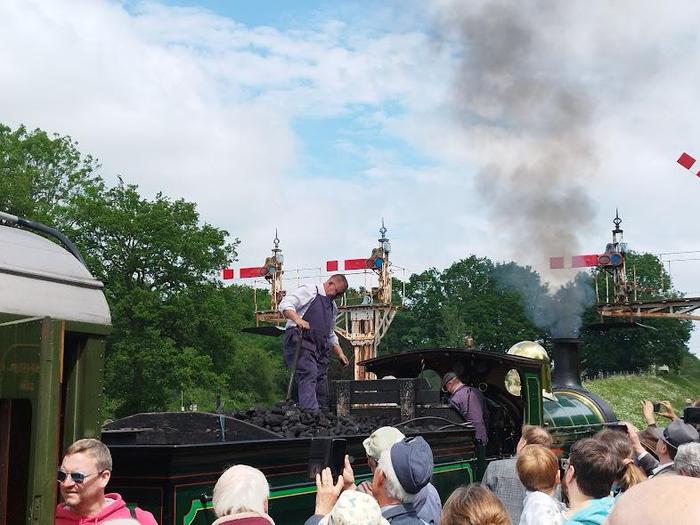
left=551, top=337, right=582, bottom=388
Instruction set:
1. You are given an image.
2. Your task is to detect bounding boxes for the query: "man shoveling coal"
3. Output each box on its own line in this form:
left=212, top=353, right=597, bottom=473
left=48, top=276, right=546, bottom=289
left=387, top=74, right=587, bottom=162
left=279, top=274, right=350, bottom=411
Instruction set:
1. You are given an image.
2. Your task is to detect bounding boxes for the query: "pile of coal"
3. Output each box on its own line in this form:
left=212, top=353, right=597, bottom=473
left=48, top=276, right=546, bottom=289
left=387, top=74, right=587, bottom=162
left=230, top=401, right=444, bottom=438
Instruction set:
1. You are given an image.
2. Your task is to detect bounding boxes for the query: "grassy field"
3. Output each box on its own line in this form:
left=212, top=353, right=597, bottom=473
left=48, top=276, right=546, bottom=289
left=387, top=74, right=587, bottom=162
left=582, top=355, right=700, bottom=429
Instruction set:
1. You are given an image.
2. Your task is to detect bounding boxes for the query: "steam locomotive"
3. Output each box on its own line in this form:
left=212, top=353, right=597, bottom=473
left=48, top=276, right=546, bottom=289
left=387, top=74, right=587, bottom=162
left=0, top=217, right=616, bottom=525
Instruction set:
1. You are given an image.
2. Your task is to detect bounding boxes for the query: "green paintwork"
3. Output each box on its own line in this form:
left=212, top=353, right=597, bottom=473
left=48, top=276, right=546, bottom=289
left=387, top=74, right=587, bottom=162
left=523, top=372, right=544, bottom=426
left=60, top=334, right=106, bottom=448
left=1, top=317, right=62, bottom=524
left=544, top=393, right=601, bottom=427
left=1, top=316, right=108, bottom=523
left=543, top=391, right=605, bottom=453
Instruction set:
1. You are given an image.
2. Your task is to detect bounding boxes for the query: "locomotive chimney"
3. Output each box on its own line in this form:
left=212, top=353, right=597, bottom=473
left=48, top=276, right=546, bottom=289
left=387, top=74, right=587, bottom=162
left=551, top=337, right=582, bottom=388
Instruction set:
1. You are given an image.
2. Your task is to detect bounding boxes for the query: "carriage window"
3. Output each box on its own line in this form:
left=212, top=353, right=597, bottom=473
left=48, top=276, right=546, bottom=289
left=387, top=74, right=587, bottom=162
left=505, top=369, right=521, bottom=397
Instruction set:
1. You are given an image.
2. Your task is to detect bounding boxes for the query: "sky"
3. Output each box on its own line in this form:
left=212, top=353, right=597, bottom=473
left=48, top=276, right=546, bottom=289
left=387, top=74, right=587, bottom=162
left=1, top=0, right=700, bottom=354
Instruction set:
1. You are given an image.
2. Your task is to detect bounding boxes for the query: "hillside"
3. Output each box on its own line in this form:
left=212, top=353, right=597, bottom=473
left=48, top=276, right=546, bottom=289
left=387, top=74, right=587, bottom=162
left=582, top=355, right=700, bottom=428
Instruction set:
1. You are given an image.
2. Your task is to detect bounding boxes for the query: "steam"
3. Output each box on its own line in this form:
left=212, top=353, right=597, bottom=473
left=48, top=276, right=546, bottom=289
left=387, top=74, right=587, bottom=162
left=495, top=265, right=595, bottom=337
left=434, top=1, right=598, bottom=336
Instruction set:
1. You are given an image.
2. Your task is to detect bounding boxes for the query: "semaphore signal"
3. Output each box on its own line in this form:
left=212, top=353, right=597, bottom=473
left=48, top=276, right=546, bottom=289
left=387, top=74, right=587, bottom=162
left=677, top=152, right=700, bottom=177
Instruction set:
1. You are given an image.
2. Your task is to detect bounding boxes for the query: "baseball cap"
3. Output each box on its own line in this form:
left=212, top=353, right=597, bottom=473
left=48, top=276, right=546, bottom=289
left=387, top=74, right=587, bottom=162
left=390, top=436, right=434, bottom=494
left=363, top=427, right=405, bottom=461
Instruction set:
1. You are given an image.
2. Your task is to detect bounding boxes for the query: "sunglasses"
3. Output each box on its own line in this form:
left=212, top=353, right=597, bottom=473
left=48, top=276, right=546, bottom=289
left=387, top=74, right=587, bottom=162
left=57, top=469, right=101, bottom=484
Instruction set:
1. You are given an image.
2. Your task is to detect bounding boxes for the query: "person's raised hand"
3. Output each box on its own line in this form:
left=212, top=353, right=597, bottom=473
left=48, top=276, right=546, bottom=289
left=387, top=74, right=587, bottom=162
left=621, top=421, right=644, bottom=455
left=658, top=400, right=678, bottom=421
left=342, top=455, right=355, bottom=490
left=314, top=467, right=343, bottom=516
left=641, top=400, right=656, bottom=426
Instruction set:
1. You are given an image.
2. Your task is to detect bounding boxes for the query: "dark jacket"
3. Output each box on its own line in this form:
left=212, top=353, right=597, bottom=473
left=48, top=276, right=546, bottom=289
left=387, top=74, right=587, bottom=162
left=449, top=384, right=488, bottom=444
left=637, top=453, right=676, bottom=478
left=382, top=503, right=426, bottom=525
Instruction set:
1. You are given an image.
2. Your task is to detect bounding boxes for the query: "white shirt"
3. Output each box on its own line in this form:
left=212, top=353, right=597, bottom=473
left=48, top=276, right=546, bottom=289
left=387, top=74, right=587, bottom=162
left=519, top=490, right=565, bottom=525
left=278, top=284, right=339, bottom=346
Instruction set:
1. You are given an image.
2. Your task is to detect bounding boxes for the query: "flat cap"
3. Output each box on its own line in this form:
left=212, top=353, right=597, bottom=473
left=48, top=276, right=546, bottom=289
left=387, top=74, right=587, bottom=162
left=441, top=372, right=457, bottom=387
left=390, top=436, right=434, bottom=494
left=651, top=419, right=699, bottom=450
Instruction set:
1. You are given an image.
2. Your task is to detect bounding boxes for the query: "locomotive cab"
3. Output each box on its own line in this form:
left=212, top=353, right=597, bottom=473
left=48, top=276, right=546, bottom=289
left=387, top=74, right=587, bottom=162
left=360, top=348, right=548, bottom=460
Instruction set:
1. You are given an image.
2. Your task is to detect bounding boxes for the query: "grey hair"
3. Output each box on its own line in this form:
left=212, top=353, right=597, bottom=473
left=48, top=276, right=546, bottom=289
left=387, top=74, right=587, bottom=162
left=377, top=450, right=415, bottom=504
left=675, top=442, right=700, bottom=478
left=212, top=465, right=269, bottom=517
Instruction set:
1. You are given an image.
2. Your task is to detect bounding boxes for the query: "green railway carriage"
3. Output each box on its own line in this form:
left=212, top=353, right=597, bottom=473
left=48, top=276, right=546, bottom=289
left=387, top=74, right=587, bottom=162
left=1, top=216, right=617, bottom=525
left=0, top=221, right=111, bottom=524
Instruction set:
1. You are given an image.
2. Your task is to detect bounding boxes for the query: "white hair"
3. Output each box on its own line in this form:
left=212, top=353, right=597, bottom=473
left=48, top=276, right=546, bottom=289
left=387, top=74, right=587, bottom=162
left=212, top=464, right=269, bottom=517
left=377, top=450, right=414, bottom=504
left=675, top=442, right=700, bottom=477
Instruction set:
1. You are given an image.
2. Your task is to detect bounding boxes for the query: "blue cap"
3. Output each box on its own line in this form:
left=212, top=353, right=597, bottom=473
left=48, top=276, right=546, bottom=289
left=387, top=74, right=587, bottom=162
left=389, top=436, right=434, bottom=494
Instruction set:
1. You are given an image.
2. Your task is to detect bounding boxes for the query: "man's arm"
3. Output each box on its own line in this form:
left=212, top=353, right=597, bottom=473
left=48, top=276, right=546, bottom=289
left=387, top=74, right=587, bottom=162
left=279, top=285, right=312, bottom=329
left=328, top=303, right=347, bottom=364
left=332, top=344, right=349, bottom=366
left=641, top=400, right=657, bottom=427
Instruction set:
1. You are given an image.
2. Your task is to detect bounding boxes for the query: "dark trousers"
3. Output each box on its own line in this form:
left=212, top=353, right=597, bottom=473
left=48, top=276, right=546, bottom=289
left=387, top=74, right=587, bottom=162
left=283, top=329, right=330, bottom=410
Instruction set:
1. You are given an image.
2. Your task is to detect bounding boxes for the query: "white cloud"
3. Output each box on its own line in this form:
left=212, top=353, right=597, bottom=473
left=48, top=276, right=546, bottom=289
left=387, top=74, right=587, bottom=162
left=1, top=0, right=700, bottom=352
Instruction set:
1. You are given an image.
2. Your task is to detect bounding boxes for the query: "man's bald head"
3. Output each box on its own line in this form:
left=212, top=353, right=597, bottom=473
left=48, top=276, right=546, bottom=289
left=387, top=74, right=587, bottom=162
left=324, top=274, right=348, bottom=299
left=606, top=476, right=700, bottom=525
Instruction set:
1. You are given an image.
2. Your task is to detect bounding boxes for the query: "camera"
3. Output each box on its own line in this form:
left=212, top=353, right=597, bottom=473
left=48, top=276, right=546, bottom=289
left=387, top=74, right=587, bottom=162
left=652, top=402, right=661, bottom=413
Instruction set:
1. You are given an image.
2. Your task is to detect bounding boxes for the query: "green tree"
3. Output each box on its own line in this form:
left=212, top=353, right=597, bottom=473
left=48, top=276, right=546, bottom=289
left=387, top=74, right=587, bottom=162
left=61, top=181, right=256, bottom=416
left=0, top=124, right=101, bottom=225
left=381, top=256, right=544, bottom=353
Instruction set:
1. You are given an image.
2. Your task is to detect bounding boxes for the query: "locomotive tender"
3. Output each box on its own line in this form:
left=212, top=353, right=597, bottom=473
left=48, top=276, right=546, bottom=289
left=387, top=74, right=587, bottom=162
left=0, top=218, right=615, bottom=525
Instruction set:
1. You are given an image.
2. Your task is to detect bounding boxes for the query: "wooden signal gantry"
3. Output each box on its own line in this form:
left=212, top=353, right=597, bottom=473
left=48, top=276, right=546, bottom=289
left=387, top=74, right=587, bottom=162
left=334, top=221, right=399, bottom=380
left=553, top=212, right=700, bottom=323
left=595, top=214, right=700, bottom=322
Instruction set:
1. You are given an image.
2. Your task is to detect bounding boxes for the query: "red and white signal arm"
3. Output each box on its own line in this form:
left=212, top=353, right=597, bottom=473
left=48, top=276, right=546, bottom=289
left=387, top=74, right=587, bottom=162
left=677, top=152, right=700, bottom=177
left=326, top=258, right=384, bottom=272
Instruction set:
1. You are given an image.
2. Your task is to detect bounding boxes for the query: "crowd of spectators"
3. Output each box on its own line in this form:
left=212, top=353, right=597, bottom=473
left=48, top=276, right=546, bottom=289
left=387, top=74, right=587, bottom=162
left=55, top=399, right=699, bottom=525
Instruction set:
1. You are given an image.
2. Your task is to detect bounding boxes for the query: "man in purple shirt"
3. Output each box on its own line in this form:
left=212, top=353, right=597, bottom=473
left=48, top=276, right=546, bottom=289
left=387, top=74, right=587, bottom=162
left=443, top=372, right=488, bottom=445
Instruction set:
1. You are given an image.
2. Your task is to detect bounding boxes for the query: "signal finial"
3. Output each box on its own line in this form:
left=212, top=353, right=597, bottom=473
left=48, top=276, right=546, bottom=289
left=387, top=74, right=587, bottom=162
left=379, top=218, right=388, bottom=242
left=612, top=210, right=623, bottom=234
left=273, top=229, right=280, bottom=251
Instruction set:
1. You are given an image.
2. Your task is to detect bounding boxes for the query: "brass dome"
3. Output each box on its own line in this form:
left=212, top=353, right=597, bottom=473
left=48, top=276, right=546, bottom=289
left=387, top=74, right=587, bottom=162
left=507, top=341, right=550, bottom=362
left=505, top=341, right=556, bottom=401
